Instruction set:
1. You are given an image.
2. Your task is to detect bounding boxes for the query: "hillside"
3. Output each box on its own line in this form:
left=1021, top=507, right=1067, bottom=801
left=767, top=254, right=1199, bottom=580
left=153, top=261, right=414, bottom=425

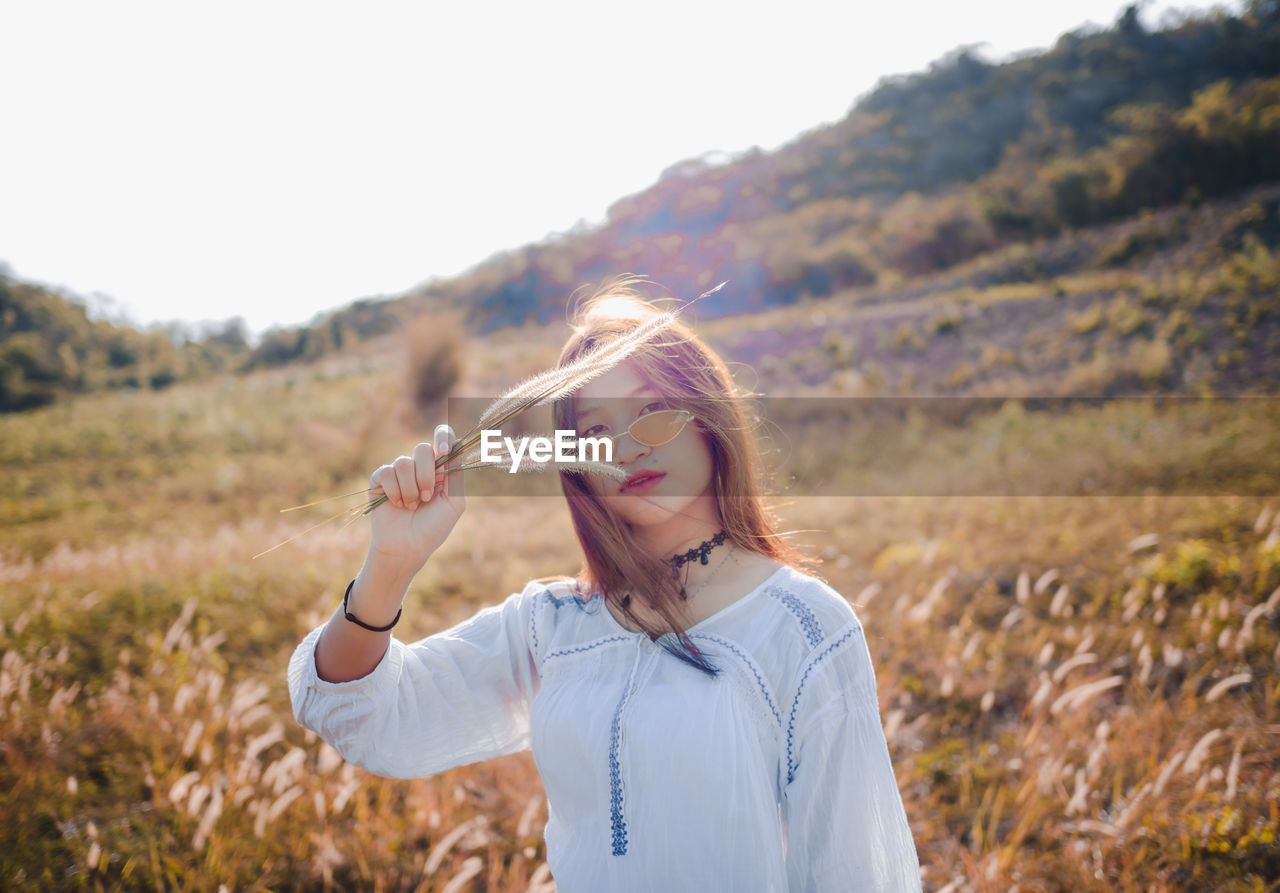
left=4, top=3, right=1279, bottom=413
left=407, top=2, right=1280, bottom=328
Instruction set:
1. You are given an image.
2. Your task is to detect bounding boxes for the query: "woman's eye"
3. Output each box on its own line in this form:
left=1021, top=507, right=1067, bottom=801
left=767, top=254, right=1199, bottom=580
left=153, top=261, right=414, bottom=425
left=578, top=399, right=660, bottom=434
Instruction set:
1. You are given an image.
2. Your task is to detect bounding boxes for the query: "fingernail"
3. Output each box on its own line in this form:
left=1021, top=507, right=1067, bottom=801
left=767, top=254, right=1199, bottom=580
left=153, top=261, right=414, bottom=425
left=420, top=489, right=433, bottom=502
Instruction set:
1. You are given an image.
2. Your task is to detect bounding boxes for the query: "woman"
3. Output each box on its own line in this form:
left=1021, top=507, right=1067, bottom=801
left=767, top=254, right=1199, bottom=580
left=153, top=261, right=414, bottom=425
left=288, top=286, right=922, bottom=891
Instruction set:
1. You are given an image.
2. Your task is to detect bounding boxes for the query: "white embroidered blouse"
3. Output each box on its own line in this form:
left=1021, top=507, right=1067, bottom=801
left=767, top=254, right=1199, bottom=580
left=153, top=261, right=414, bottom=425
left=287, top=564, right=922, bottom=892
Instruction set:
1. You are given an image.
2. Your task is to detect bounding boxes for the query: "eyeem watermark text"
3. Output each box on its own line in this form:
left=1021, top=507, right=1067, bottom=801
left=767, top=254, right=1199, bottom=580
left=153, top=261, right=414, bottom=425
left=480, top=430, right=612, bottom=472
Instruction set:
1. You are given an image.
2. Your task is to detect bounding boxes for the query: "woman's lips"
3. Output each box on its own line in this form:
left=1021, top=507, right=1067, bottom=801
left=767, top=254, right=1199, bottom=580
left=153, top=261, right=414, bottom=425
left=621, top=471, right=665, bottom=493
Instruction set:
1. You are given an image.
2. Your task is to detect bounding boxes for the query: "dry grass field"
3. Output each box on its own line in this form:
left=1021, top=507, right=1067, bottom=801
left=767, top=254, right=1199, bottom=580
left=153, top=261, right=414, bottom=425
left=2, top=285, right=1278, bottom=891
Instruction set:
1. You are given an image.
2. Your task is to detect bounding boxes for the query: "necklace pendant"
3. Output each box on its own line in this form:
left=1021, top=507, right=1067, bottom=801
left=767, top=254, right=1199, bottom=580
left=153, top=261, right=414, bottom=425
left=700, top=551, right=709, bottom=565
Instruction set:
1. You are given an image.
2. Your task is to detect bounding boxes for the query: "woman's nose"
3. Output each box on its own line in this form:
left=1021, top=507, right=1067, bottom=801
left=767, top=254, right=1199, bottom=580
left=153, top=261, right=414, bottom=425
left=611, top=432, right=651, bottom=465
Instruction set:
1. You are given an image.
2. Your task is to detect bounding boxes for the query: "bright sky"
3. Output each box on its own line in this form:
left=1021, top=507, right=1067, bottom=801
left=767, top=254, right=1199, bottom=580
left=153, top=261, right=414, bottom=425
left=0, top=0, right=1236, bottom=335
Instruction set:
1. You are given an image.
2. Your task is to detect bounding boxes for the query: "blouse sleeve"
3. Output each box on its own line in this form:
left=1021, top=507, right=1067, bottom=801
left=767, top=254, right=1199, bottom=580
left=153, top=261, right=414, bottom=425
left=780, top=616, right=922, bottom=893
left=286, top=582, right=539, bottom=779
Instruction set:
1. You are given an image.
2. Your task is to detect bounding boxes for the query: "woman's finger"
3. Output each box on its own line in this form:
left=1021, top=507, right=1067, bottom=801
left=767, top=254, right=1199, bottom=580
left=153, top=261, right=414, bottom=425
left=412, top=441, right=436, bottom=502
left=371, top=465, right=401, bottom=509
left=434, top=424, right=463, bottom=503
left=433, top=425, right=449, bottom=498
left=392, top=456, right=418, bottom=509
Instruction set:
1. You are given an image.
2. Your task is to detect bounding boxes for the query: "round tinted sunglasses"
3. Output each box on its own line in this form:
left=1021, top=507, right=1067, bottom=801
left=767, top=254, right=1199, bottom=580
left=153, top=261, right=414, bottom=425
left=592, top=409, right=694, bottom=448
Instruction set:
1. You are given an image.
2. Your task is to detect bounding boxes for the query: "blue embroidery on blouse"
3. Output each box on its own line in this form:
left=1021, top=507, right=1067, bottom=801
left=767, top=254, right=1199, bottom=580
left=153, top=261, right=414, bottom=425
left=785, top=624, right=860, bottom=785
left=690, top=634, right=782, bottom=726
left=546, top=587, right=603, bottom=614
left=543, top=635, right=628, bottom=663
left=531, top=590, right=547, bottom=652
left=608, top=685, right=629, bottom=855
left=535, top=588, right=610, bottom=659
left=767, top=587, right=824, bottom=648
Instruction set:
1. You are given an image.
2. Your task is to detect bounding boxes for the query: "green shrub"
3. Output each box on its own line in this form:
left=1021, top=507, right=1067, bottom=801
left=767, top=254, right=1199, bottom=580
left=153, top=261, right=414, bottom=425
left=1144, top=539, right=1218, bottom=593
left=1108, top=296, right=1150, bottom=337
left=1069, top=304, right=1105, bottom=335
left=892, top=322, right=926, bottom=354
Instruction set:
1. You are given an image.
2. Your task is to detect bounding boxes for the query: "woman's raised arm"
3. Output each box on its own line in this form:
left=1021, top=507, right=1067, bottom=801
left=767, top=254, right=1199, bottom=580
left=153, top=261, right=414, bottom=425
left=313, top=423, right=466, bottom=683
left=288, top=422, right=547, bottom=778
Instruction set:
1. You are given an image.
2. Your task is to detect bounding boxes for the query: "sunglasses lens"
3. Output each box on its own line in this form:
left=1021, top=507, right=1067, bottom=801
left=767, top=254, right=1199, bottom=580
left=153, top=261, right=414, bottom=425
left=629, top=410, right=691, bottom=446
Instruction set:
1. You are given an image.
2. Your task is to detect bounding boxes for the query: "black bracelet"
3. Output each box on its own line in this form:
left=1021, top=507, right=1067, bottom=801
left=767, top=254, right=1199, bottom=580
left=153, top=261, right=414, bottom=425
left=341, top=578, right=402, bottom=632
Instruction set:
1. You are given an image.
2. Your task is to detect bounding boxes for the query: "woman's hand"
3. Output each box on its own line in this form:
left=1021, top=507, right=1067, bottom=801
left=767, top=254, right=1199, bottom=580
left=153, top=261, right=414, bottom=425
left=366, top=424, right=466, bottom=575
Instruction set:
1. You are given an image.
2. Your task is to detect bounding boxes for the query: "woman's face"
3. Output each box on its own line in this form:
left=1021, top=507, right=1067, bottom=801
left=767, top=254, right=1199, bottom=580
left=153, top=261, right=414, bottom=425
left=572, top=361, right=717, bottom=534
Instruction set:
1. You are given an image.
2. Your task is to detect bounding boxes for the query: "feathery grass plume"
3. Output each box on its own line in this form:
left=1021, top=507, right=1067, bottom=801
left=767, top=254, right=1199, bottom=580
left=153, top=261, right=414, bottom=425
left=1049, top=675, right=1122, bottom=715
left=477, top=306, right=678, bottom=425
left=1050, top=584, right=1072, bottom=617
left=1127, top=532, right=1160, bottom=552
left=447, top=441, right=630, bottom=481
left=1253, top=505, right=1273, bottom=534
left=1029, top=675, right=1053, bottom=710
left=441, top=857, right=484, bottom=893
left=1204, top=672, right=1251, bottom=702
left=516, top=795, right=543, bottom=839
left=424, top=816, right=487, bottom=876
left=253, top=287, right=726, bottom=559
left=1114, top=782, right=1151, bottom=829
left=1152, top=750, right=1185, bottom=796
left=1051, top=652, right=1098, bottom=684
left=1182, top=728, right=1224, bottom=775
left=1226, top=741, right=1243, bottom=800
left=1033, top=568, right=1060, bottom=595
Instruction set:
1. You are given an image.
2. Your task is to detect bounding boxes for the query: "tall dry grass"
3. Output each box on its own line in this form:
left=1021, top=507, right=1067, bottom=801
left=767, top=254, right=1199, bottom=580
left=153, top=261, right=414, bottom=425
left=1, top=297, right=1277, bottom=890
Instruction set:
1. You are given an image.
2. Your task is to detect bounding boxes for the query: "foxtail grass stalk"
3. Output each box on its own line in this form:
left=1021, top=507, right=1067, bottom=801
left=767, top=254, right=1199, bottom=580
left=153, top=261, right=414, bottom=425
left=254, top=285, right=726, bottom=559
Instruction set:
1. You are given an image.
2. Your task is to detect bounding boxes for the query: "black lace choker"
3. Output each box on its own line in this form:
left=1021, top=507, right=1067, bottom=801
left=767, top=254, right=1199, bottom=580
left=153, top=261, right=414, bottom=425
left=670, top=530, right=729, bottom=575
left=619, top=530, right=731, bottom=610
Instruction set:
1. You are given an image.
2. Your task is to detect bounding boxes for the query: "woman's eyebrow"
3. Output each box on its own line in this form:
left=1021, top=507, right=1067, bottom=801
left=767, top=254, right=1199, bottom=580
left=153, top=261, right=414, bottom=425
left=577, top=386, right=655, bottom=420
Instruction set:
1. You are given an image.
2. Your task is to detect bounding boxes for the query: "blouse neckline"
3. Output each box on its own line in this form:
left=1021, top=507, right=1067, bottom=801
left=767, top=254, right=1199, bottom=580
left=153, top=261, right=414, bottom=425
left=600, top=563, right=792, bottom=638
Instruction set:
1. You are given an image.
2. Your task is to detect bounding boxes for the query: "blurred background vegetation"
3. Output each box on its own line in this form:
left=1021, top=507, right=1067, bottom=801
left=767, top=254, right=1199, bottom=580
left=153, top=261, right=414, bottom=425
left=3, top=3, right=1279, bottom=891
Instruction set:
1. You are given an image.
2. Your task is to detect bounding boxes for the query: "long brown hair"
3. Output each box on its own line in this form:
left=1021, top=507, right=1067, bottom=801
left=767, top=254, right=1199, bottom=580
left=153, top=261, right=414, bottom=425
left=552, top=280, right=809, bottom=674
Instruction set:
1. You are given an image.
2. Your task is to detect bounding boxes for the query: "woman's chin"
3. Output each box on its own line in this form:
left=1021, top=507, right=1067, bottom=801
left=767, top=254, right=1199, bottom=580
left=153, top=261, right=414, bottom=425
left=605, top=493, right=689, bottom=528
left=606, top=493, right=675, bottom=514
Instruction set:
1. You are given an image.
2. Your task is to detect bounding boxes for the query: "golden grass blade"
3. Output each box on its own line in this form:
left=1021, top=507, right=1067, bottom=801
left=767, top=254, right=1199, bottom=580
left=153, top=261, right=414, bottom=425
left=279, top=489, right=372, bottom=512
left=252, top=504, right=365, bottom=559
left=342, top=505, right=373, bottom=527
left=360, top=494, right=388, bottom=516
